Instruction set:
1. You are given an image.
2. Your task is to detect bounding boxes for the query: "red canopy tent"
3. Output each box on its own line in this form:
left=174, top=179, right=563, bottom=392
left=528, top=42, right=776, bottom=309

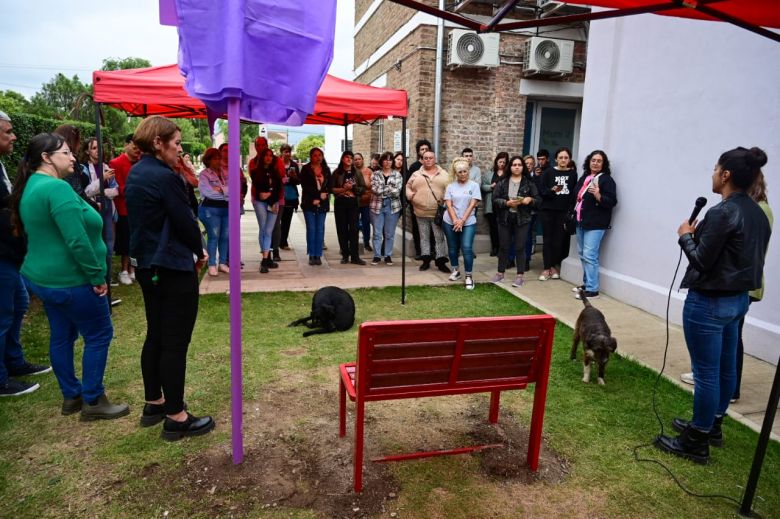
left=93, top=64, right=408, bottom=123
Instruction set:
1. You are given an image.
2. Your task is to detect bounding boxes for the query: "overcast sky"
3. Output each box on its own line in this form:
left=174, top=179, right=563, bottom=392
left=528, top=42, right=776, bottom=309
left=0, top=0, right=355, bottom=137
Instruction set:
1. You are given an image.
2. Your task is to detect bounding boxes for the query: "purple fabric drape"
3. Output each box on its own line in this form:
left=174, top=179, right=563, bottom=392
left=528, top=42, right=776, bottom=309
left=172, top=0, right=337, bottom=125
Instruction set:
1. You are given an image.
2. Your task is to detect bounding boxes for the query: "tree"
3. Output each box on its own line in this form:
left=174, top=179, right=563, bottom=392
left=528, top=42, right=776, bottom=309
left=217, top=120, right=260, bottom=157
left=29, top=73, right=89, bottom=119
left=0, top=90, right=30, bottom=114
left=294, top=134, right=325, bottom=162
left=101, top=57, right=152, bottom=71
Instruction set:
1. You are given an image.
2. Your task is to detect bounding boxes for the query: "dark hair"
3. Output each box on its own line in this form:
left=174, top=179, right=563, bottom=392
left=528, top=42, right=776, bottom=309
left=81, top=137, right=98, bottom=164
left=124, top=134, right=135, bottom=144
left=415, top=139, right=432, bottom=156
left=378, top=151, right=393, bottom=169
left=462, top=147, right=473, bottom=155
left=718, top=146, right=768, bottom=190
left=582, top=149, right=611, bottom=176
left=280, top=143, right=292, bottom=153
left=309, top=146, right=324, bottom=161
left=10, top=133, right=66, bottom=236
left=54, top=124, right=81, bottom=158
left=202, top=147, right=221, bottom=168
left=554, top=147, right=575, bottom=173
left=748, top=171, right=768, bottom=203
left=393, top=151, right=407, bottom=175
left=335, top=150, right=355, bottom=175
left=536, top=149, right=550, bottom=159
left=508, top=155, right=527, bottom=177
left=218, top=143, right=228, bottom=151
left=492, top=151, right=509, bottom=174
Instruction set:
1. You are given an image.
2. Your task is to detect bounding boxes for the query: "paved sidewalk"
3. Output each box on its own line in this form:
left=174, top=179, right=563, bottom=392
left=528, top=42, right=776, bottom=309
left=200, top=208, right=778, bottom=439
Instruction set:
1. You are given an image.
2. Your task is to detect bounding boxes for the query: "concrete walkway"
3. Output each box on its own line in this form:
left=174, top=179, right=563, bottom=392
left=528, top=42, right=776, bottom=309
left=200, top=208, right=778, bottom=439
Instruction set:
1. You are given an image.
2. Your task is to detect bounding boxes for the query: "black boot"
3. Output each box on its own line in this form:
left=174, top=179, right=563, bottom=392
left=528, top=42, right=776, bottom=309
left=435, top=256, right=451, bottom=274
left=490, top=246, right=498, bottom=257
left=273, top=249, right=282, bottom=262
left=655, top=424, right=710, bottom=464
left=671, top=416, right=723, bottom=447
left=419, top=255, right=431, bottom=271
left=260, top=258, right=269, bottom=274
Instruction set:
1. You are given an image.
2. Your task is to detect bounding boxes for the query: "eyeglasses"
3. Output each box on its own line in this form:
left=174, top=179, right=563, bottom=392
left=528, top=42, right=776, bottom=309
left=50, top=150, right=73, bottom=157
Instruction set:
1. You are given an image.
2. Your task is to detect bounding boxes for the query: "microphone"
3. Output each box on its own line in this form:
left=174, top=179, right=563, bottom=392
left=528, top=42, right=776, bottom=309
left=688, top=197, right=707, bottom=224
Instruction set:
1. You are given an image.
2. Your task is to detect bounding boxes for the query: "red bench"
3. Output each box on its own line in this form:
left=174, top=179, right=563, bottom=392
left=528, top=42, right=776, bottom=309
left=338, top=314, right=556, bottom=492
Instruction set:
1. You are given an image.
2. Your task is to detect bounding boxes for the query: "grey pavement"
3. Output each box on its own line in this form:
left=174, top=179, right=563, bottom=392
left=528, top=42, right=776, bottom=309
left=200, top=207, right=779, bottom=439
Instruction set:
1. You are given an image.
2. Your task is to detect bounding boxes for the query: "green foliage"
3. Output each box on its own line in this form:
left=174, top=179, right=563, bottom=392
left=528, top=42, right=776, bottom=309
left=101, top=57, right=152, bottom=71
left=217, top=120, right=259, bottom=157
left=294, top=134, right=324, bottom=162
left=0, top=90, right=30, bottom=114
left=3, top=112, right=94, bottom=178
left=29, top=73, right=89, bottom=119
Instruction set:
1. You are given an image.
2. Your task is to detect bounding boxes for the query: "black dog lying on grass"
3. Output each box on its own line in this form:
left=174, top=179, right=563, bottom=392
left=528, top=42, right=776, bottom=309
left=288, top=286, right=355, bottom=337
left=570, top=288, right=618, bottom=385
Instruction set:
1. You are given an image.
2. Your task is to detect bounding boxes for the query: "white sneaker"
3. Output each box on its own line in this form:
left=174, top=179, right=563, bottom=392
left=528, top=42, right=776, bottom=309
left=118, top=271, right=132, bottom=285
left=571, top=285, right=584, bottom=292
left=538, top=270, right=551, bottom=281
left=680, top=372, right=694, bottom=385
left=449, top=270, right=462, bottom=281
left=464, top=275, right=474, bottom=290
left=129, top=271, right=136, bottom=281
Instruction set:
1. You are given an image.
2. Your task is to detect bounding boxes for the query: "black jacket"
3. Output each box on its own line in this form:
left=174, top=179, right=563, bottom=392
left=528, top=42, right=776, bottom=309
left=299, top=163, right=331, bottom=212
left=126, top=155, right=204, bottom=272
left=492, top=175, right=541, bottom=227
left=0, top=161, right=25, bottom=267
left=573, top=173, right=618, bottom=230
left=680, top=192, right=771, bottom=293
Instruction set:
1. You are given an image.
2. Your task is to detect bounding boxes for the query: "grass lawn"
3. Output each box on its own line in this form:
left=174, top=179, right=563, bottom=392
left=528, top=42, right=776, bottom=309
left=1, top=283, right=778, bottom=518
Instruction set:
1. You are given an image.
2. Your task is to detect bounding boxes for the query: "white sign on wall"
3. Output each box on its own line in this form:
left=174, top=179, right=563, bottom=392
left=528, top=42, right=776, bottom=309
left=393, top=129, right=411, bottom=155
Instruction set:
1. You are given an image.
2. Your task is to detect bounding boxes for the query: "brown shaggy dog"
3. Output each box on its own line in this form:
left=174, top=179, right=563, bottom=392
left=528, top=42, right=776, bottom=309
left=570, top=288, right=618, bottom=385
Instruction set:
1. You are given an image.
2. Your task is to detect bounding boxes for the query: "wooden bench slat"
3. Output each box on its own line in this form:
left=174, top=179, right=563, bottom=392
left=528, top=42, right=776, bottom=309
left=371, top=341, right=457, bottom=359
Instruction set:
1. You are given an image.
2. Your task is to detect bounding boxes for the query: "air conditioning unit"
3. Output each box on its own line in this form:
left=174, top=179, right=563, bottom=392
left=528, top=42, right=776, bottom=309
left=447, top=29, right=500, bottom=68
left=523, top=36, right=574, bottom=75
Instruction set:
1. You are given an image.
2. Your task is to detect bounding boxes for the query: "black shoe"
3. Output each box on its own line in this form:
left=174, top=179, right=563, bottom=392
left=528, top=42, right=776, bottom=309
left=672, top=416, right=723, bottom=447
left=260, top=258, right=269, bottom=274
left=9, top=362, right=52, bottom=377
left=364, top=243, right=373, bottom=252
left=141, top=401, right=189, bottom=427
left=314, top=257, right=322, bottom=265
left=414, top=254, right=423, bottom=261
left=161, top=412, right=216, bottom=441
left=340, top=257, right=350, bottom=264
left=62, top=395, right=82, bottom=414
left=308, top=256, right=315, bottom=266
left=0, top=379, right=40, bottom=397
left=384, top=256, right=393, bottom=266
left=273, top=250, right=282, bottom=262
left=80, top=394, right=130, bottom=421
left=654, top=425, right=710, bottom=464
left=351, top=258, right=367, bottom=265
left=419, top=255, right=431, bottom=271
left=268, top=258, right=279, bottom=268
left=371, top=256, right=381, bottom=266
left=490, top=247, right=498, bottom=257
left=435, top=257, right=451, bottom=274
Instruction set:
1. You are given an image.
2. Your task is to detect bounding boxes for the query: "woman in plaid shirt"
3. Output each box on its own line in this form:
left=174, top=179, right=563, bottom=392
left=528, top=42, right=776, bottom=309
left=369, top=151, right=403, bottom=265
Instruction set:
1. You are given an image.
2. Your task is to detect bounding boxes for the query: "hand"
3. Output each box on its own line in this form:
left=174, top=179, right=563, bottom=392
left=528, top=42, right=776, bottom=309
left=678, top=219, right=697, bottom=237
left=588, top=183, right=601, bottom=201
left=313, top=199, right=320, bottom=206
left=491, top=182, right=496, bottom=189
left=195, top=250, right=209, bottom=271
left=553, top=185, right=562, bottom=192
left=270, top=205, right=278, bottom=214
left=259, top=192, right=271, bottom=201
left=103, top=169, right=115, bottom=180
left=522, top=196, right=531, bottom=205
left=93, top=284, right=108, bottom=296
left=320, top=193, right=328, bottom=200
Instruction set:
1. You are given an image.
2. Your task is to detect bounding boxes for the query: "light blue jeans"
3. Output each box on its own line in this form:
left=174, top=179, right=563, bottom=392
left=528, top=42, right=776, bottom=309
left=252, top=200, right=278, bottom=253
left=575, top=226, right=606, bottom=292
left=198, top=204, right=229, bottom=266
left=683, top=290, right=749, bottom=432
left=370, top=198, right=400, bottom=257
left=442, top=222, right=476, bottom=273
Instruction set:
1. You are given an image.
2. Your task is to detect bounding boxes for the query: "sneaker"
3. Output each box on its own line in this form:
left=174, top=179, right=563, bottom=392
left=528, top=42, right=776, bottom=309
left=538, top=270, right=551, bottom=281
left=118, top=271, right=132, bottom=285
left=0, top=379, right=40, bottom=397
left=680, top=372, right=694, bottom=385
left=218, top=264, right=230, bottom=274
left=551, top=268, right=560, bottom=280
left=80, top=394, right=130, bottom=421
left=350, top=258, right=367, bottom=266
left=384, top=256, right=393, bottom=266
left=207, top=266, right=218, bottom=276
left=490, top=273, right=504, bottom=283
left=464, top=275, right=475, bottom=290
left=9, top=362, right=52, bottom=377
left=512, top=274, right=525, bottom=288
left=161, top=412, right=216, bottom=441
left=364, top=243, right=373, bottom=252
left=571, top=285, right=585, bottom=293
left=129, top=271, right=136, bottom=281
left=371, top=256, right=381, bottom=266
left=449, top=270, right=462, bottom=281
left=110, top=280, right=119, bottom=287
left=273, top=252, right=282, bottom=262
left=62, top=395, right=83, bottom=415
left=110, top=298, right=122, bottom=307
left=574, top=290, right=599, bottom=300
left=340, top=257, right=350, bottom=264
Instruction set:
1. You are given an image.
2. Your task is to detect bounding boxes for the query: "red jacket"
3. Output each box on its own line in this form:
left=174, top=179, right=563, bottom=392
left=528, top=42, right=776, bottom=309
left=109, top=153, right=133, bottom=216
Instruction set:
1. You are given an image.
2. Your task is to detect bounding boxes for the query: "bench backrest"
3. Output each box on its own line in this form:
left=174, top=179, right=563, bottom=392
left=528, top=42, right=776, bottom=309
left=355, top=315, right=555, bottom=401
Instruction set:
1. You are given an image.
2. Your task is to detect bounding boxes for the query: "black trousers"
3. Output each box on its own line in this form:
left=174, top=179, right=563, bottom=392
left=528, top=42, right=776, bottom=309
left=486, top=212, right=499, bottom=252
left=498, top=214, right=529, bottom=274
left=540, top=210, right=568, bottom=270
left=334, top=198, right=360, bottom=260
left=279, top=203, right=297, bottom=247
left=137, top=267, right=199, bottom=415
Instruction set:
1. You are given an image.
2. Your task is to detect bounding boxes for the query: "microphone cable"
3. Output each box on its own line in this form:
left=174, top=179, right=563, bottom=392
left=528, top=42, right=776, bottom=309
left=631, top=247, right=742, bottom=508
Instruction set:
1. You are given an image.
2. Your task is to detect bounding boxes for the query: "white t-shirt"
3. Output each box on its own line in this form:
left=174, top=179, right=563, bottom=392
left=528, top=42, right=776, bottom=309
left=444, top=180, right=482, bottom=226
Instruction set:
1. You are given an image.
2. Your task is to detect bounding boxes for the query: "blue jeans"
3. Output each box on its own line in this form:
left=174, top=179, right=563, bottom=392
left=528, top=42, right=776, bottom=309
left=198, top=204, right=229, bottom=266
left=303, top=209, right=326, bottom=257
left=23, top=279, right=114, bottom=402
left=0, top=260, right=29, bottom=384
left=575, top=226, right=606, bottom=292
left=358, top=206, right=372, bottom=246
left=442, top=222, right=476, bottom=273
left=371, top=199, right=401, bottom=257
left=252, top=200, right=278, bottom=253
left=683, top=290, right=749, bottom=432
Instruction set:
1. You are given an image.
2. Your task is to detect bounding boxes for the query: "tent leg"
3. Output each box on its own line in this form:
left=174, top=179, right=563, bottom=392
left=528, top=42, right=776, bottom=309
left=228, top=97, right=244, bottom=465
left=401, top=117, right=407, bottom=305
left=94, top=102, right=111, bottom=306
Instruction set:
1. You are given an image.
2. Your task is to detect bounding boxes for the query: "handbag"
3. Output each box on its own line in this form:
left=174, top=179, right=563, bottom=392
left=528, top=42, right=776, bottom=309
left=563, top=209, right=577, bottom=235
left=423, top=174, right=446, bottom=226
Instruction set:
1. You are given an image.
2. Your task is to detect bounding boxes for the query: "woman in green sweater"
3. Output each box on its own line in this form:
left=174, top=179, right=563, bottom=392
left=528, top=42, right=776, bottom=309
left=10, top=133, right=128, bottom=421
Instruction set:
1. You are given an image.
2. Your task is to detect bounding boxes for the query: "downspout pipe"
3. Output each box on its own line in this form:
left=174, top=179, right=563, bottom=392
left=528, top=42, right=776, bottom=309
left=433, top=0, right=445, bottom=154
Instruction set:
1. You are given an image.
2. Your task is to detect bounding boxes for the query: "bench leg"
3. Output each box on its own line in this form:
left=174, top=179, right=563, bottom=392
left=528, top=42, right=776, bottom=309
left=339, top=377, right=346, bottom=438
left=354, top=400, right=366, bottom=492
left=488, top=391, right=500, bottom=424
left=528, top=375, right=550, bottom=471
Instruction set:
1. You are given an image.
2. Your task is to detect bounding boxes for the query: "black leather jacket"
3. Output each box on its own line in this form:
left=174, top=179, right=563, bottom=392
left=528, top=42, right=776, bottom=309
left=679, top=192, right=771, bottom=293
left=493, top=175, right=541, bottom=227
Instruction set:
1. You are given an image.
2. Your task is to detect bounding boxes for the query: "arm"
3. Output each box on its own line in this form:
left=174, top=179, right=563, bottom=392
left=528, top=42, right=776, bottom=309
left=493, top=179, right=508, bottom=210
left=593, top=175, right=617, bottom=209
left=161, top=173, right=204, bottom=259
left=405, top=172, right=418, bottom=201
left=529, top=180, right=542, bottom=209
left=481, top=171, right=494, bottom=194
left=388, top=172, right=403, bottom=199
left=198, top=169, right=223, bottom=199
left=678, top=207, right=730, bottom=274
left=538, top=168, right=556, bottom=199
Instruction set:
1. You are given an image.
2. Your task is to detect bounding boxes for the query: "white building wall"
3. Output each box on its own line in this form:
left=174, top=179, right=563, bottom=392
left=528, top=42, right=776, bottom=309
left=324, top=125, right=352, bottom=170
left=565, top=14, right=780, bottom=364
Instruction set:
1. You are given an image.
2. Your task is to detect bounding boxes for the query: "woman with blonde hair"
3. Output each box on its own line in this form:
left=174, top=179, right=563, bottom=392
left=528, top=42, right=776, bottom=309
left=442, top=157, right=482, bottom=289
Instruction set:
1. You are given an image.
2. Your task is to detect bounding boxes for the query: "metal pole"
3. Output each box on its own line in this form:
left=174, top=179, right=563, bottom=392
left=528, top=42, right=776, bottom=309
left=401, top=117, right=407, bottom=305
left=432, top=0, right=445, bottom=155
left=93, top=102, right=111, bottom=306
left=739, top=354, right=780, bottom=516
left=344, top=114, right=350, bottom=151
left=227, top=98, right=244, bottom=465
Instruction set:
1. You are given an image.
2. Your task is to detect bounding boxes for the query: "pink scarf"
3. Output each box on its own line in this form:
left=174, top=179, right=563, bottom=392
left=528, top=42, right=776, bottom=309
left=575, top=174, right=596, bottom=222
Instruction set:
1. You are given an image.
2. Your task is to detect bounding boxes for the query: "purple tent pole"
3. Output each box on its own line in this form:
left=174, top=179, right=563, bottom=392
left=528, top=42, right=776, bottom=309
left=228, top=97, right=244, bottom=464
